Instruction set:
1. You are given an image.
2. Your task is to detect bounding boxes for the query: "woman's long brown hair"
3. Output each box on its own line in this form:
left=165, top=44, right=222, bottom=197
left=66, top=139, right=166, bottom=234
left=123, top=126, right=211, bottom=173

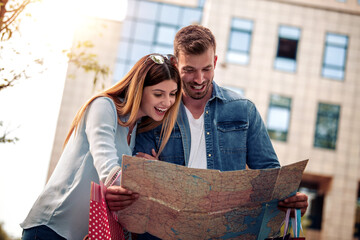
left=64, top=54, right=182, bottom=158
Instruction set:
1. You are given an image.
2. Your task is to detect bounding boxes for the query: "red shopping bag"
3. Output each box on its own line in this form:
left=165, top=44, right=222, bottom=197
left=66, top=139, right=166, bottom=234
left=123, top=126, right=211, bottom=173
left=87, top=181, right=125, bottom=240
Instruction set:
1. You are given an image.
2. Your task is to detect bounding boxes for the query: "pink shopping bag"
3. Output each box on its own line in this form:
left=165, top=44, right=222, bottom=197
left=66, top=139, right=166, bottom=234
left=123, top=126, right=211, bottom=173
left=86, top=181, right=125, bottom=240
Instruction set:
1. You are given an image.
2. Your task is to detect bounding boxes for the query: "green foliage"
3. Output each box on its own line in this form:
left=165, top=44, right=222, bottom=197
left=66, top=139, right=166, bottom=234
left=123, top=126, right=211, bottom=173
left=64, top=40, right=110, bottom=90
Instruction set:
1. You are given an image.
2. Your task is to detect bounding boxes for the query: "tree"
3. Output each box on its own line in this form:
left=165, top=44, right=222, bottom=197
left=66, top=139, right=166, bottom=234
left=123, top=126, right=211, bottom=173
left=0, top=0, right=40, bottom=144
left=0, top=0, right=109, bottom=144
left=0, top=0, right=40, bottom=41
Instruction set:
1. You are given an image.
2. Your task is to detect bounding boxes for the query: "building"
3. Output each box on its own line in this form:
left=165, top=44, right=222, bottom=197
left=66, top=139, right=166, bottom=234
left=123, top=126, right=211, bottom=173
left=47, top=0, right=360, bottom=239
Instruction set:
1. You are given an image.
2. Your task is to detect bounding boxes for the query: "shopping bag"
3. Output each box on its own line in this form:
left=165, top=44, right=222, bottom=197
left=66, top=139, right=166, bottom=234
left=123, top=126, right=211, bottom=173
left=265, top=208, right=305, bottom=240
left=87, top=180, right=125, bottom=240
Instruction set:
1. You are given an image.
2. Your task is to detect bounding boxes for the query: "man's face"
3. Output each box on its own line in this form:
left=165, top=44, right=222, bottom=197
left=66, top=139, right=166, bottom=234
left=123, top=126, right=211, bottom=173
left=177, top=48, right=217, bottom=100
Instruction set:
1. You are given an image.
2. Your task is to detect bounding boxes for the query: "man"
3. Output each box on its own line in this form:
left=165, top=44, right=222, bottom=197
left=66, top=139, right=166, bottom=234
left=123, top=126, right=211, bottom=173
left=107, top=25, right=308, bottom=239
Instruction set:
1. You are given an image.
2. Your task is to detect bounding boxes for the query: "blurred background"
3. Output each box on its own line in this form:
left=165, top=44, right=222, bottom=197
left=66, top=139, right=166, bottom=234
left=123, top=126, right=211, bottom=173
left=0, top=0, right=359, bottom=239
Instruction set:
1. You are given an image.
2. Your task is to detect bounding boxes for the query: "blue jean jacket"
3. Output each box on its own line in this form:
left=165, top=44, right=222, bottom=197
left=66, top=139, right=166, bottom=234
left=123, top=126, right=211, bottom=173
left=133, top=82, right=280, bottom=240
left=135, top=82, right=280, bottom=171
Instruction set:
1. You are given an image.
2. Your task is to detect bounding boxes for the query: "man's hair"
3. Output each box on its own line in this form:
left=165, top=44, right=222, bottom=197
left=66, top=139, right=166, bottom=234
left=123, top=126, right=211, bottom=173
left=174, top=24, right=216, bottom=58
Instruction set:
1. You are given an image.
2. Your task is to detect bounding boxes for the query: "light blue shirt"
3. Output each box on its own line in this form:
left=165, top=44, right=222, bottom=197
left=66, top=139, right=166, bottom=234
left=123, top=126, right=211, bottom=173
left=21, top=97, right=137, bottom=240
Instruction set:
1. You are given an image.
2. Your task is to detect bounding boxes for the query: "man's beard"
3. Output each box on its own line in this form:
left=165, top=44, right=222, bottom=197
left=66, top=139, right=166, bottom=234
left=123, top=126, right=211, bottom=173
left=183, top=80, right=212, bottom=100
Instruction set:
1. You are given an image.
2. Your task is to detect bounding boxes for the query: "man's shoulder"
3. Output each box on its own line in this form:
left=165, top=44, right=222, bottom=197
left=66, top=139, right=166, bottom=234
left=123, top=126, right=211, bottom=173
left=215, top=85, right=253, bottom=106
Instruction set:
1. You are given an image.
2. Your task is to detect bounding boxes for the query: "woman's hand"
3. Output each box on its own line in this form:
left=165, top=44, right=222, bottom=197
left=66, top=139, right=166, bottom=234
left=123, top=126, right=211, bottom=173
left=106, top=186, right=139, bottom=211
left=136, top=149, right=158, bottom=160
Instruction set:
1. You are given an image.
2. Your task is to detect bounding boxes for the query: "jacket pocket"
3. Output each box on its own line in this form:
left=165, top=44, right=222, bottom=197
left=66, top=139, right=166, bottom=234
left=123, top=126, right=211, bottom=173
left=217, top=121, right=248, bottom=153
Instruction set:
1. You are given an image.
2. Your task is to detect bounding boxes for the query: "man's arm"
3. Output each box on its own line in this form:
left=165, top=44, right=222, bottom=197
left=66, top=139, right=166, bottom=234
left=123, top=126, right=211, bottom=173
left=245, top=101, right=308, bottom=216
left=246, top=101, right=279, bottom=169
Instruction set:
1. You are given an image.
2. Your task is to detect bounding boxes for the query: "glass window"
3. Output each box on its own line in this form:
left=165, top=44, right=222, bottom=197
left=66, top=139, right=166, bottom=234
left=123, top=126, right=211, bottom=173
left=114, top=0, right=203, bottom=82
left=137, top=1, right=159, bottom=20
left=274, top=25, right=301, bottom=72
left=226, top=18, right=253, bottom=65
left=121, top=20, right=134, bottom=39
left=130, top=42, right=152, bottom=63
left=156, top=25, right=177, bottom=46
left=181, top=8, right=202, bottom=26
left=314, top=103, right=340, bottom=150
left=125, top=0, right=137, bottom=18
left=160, top=5, right=181, bottom=25
left=322, top=33, right=348, bottom=80
left=133, top=22, right=156, bottom=43
left=113, top=62, right=127, bottom=82
left=153, top=45, right=174, bottom=55
left=267, top=95, right=292, bottom=141
left=198, top=0, right=206, bottom=7
left=117, top=40, right=130, bottom=60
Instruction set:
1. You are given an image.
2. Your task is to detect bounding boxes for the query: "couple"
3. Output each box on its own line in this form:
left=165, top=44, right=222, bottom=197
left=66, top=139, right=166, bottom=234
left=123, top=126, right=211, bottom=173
left=21, top=25, right=308, bottom=240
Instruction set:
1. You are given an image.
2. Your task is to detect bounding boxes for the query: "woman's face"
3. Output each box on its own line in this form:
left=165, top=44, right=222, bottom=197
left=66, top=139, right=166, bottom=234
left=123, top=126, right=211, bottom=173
left=139, top=79, right=178, bottom=121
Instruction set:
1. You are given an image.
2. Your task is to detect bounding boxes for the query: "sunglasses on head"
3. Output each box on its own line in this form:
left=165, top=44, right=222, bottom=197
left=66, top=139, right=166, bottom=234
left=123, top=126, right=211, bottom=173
left=147, top=54, right=177, bottom=66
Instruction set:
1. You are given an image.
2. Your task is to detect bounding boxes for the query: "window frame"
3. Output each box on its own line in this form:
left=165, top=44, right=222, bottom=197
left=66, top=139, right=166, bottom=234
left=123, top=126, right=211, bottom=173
left=226, top=17, right=254, bottom=65
left=266, top=94, right=292, bottom=142
left=274, top=25, right=301, bottom=73
left=321, top=32, right=349, bottom=81
left=314, top=102, right=341, bottom=150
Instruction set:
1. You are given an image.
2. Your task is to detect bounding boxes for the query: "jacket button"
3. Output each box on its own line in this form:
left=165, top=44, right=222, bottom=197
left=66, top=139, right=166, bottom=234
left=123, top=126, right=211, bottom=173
left=208, top=154, right=211, bottom=157
left=207, top=132, right=210, bottom=135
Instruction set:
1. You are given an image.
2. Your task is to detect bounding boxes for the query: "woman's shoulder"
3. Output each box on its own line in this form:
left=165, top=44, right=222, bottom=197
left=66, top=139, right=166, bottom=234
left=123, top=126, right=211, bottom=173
left=89, top=96, right=116, bottom=110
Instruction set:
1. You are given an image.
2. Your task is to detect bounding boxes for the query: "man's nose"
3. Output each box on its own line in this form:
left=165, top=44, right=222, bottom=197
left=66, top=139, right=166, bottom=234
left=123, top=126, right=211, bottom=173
left=193, top=71, right=204, bottom=84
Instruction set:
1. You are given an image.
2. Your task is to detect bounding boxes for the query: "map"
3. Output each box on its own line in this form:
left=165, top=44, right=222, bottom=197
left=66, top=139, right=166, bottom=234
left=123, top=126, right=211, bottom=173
left=117, top=155, right=308, bottom=240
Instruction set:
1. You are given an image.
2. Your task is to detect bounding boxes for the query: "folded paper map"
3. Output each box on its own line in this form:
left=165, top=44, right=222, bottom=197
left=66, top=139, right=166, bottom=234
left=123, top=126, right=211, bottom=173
left=117, top=155, right=308, bottom=240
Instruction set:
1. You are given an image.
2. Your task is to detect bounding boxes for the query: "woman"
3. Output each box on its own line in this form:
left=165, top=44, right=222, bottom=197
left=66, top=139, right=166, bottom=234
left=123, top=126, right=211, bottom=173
left=21, top=54, right=182, bottom=240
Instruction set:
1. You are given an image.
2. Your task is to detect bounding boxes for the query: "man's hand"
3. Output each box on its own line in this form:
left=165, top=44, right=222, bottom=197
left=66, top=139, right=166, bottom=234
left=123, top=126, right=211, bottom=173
left=136, top=149, right=158, bottom=160
left=278, top=192, right=308, bottom=216
left=106, top=186, right=139, bottom=211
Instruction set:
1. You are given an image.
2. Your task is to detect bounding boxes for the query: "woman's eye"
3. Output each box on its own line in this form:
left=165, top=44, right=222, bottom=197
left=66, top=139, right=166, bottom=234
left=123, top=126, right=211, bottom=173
left=154, top=93, right=162, bottom=97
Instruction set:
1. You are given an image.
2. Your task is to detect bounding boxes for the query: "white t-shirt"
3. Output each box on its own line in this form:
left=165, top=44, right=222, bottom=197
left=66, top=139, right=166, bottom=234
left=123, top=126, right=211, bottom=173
left=184, top=106, right=207, bottom=169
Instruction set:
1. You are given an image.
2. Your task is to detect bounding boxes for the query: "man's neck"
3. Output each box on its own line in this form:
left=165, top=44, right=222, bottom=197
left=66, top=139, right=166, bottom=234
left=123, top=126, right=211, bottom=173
left=182, top=86, right=212, bottom=119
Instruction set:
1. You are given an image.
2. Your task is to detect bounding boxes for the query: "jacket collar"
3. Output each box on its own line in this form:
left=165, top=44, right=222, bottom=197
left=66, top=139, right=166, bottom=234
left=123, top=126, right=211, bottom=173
left=209, top=81, right=226, bottom=102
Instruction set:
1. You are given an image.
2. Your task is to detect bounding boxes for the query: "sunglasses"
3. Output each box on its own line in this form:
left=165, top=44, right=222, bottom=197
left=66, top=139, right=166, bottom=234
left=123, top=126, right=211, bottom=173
left=147, top=54, right=177, bottom=66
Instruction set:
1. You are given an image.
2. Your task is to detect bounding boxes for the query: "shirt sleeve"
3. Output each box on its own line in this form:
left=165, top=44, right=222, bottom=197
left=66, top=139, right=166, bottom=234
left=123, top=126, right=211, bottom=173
left=85, top=97, right=120, bottom=182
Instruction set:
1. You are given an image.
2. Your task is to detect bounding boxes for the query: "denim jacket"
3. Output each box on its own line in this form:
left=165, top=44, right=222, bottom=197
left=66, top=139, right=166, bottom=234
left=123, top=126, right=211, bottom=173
left=135, top=82, right=280, bottom=171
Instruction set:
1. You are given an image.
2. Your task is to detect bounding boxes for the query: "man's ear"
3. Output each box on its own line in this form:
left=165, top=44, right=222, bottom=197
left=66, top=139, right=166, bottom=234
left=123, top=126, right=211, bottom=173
left=214, top=55, right=218, bottom=69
